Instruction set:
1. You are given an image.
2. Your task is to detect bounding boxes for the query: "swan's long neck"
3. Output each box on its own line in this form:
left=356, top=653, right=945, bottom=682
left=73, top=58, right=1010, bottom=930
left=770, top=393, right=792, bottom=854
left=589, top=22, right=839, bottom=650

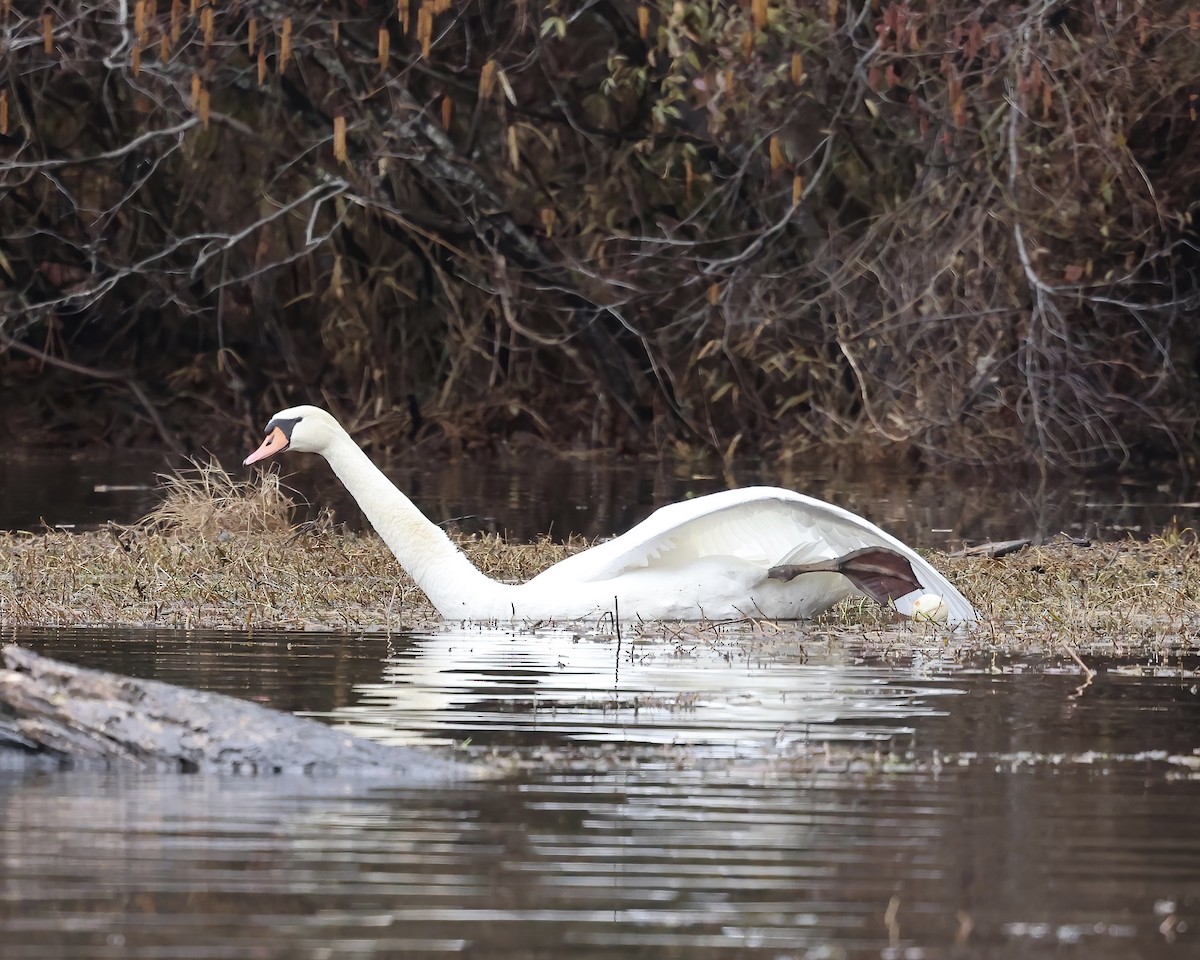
left=321, top=431, right=505, bottom=616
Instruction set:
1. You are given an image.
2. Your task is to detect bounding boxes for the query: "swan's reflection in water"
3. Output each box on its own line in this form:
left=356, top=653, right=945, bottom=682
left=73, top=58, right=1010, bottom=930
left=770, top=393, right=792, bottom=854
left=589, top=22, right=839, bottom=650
left=321, top=628, right=962, bottom=748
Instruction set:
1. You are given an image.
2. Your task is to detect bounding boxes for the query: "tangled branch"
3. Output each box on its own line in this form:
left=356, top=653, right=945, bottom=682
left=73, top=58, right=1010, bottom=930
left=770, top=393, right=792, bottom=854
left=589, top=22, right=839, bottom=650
left=0, top=0, right=1197, bottom=465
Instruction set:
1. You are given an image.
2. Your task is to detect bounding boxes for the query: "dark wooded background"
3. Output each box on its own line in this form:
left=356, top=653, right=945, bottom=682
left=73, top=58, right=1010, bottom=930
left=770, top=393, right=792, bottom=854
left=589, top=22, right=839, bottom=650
left=2, top=0, right=1198, bottom=466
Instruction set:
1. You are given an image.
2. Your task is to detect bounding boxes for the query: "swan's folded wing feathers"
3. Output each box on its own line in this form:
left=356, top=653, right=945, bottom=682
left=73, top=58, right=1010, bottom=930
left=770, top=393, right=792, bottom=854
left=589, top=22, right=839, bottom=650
left=528, top=486, right=977, bottom=623
left=533, top=488, right=870, bottom=585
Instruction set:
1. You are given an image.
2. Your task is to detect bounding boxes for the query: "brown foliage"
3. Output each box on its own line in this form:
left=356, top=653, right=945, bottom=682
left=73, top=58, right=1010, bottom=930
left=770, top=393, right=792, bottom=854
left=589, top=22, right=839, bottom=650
left=0, top=1, right=1198, bottom=466
left=140, top=460, right=300, bottom=538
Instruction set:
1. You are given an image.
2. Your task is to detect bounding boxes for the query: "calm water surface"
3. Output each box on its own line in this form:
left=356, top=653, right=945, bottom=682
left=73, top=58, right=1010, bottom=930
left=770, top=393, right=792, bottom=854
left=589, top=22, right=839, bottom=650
left=2, top=629, right=1198, bottom=958
left=4, top=450, right=1199, bottom=956
left=2, top=448, right=1196, bottom=546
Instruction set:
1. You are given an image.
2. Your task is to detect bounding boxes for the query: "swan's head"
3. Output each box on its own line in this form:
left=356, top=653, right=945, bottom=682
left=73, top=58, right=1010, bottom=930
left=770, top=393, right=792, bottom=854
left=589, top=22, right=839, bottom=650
left=910, top=593, right=950, bottom=624
left=243, top=405, right=343, bottom=465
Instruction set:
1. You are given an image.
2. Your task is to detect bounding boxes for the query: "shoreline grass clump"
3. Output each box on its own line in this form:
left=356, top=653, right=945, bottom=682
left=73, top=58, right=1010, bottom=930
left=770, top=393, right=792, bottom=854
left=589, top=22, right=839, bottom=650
left=140, top=460, right=300, bottom=539
left=1, top=471, right=1199, bottom=654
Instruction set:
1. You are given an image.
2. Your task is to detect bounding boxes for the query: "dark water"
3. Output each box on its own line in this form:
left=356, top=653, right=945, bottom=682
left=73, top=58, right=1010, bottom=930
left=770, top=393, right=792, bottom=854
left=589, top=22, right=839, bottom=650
left=1, top=447, right=1196, bottom=547
left=4, top=452, right=1199, bottom=956
left=2, top=629, right=1198, bottom=958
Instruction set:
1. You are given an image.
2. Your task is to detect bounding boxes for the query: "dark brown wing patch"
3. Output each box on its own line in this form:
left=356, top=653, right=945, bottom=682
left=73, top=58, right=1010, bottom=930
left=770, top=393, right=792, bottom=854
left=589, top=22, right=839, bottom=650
left=768, top=546, right=922, bottom=607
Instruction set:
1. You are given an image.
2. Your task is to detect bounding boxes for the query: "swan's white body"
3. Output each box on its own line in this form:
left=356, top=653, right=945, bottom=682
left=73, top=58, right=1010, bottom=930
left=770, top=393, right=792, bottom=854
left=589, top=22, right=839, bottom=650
left=245, top=406, right=977, bottom=624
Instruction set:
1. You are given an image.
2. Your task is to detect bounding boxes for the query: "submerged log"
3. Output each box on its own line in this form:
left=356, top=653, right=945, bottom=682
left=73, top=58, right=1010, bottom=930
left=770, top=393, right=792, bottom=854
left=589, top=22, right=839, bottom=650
left=0, top=645, right=462, bottom=779
left=949, top=538, right=1034, bottom=559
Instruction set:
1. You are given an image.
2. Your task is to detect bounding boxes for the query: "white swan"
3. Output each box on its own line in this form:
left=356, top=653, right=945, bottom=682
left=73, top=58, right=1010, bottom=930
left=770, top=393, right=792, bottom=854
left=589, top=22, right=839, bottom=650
left=244, top=406, right=977, bottom=624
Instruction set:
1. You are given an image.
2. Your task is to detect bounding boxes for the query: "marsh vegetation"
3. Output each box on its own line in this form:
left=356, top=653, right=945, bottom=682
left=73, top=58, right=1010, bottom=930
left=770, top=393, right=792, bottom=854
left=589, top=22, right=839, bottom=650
left=1, top=465, right=1196, bottom=657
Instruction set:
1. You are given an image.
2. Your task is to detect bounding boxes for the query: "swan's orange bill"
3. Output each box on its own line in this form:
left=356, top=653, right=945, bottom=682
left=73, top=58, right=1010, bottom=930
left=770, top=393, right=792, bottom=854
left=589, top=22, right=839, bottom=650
left=244, top=426, right=289, bottom=466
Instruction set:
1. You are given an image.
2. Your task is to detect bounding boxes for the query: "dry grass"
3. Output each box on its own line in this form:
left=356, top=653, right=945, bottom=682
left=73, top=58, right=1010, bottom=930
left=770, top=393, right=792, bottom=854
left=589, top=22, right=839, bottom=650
left=140, top=460, right=301, bottom=538
left=1, top=470, right=1198, bottom=652
left=0, top=523, right=434, bottom=632
left=939, top=534, right=1200, bottom=654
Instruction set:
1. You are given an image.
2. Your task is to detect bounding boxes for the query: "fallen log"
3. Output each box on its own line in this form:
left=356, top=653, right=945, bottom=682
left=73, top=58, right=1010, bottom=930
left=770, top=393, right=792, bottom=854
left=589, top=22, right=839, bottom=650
left=948, top=538, right=1034, bottom=559
left=0, top=645, right=462, bottom=779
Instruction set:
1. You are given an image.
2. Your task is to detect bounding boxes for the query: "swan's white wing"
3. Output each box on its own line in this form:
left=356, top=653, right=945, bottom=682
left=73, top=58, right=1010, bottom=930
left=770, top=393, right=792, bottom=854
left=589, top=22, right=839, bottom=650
left=532, top=487, right=976, bottom=622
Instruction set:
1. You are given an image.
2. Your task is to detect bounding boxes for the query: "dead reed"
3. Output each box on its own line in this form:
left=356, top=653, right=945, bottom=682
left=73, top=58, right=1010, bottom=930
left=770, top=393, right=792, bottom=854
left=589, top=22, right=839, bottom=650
left=140, top=460, right=300, bottom=537
left=0, top=469, right=1198, bottom=653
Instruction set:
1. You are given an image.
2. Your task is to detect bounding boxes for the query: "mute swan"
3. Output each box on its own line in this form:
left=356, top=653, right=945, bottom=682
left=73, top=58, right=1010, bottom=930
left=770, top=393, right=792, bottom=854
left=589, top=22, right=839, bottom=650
left=244, top=406, right=977, bottom=624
